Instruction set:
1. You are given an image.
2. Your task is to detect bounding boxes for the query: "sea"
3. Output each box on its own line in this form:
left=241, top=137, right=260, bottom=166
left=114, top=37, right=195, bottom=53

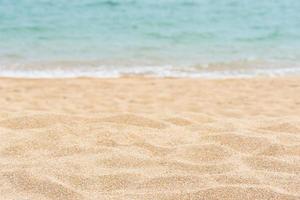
left=1, top=0, right=300, bottom=77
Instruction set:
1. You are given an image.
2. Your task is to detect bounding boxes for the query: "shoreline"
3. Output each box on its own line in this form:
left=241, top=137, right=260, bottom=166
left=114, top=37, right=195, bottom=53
left=0, top=73, right=299, bottom=79
left=1, top=76, right=300, bottom=199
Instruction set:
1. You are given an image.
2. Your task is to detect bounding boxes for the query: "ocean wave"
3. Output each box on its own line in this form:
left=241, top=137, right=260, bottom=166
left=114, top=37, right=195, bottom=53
left=1, top=60, right=300, bottom=78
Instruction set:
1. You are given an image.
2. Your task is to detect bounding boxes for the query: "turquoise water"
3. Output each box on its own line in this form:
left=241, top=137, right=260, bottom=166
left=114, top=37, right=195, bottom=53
left=1, top=0, right=300, bottom=77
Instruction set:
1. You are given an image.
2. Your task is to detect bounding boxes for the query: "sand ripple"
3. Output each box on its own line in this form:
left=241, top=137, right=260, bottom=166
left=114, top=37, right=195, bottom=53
left=0, top=77, right=300, bottom=199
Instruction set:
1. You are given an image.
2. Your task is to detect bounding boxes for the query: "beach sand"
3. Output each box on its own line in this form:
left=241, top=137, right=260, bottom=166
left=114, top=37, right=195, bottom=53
left=0, top=77, right=300, bottom=199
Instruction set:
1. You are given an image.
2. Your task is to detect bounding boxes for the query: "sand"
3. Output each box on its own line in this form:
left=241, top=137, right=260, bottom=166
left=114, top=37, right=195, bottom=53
left=0, top=76, right=300, bottom=200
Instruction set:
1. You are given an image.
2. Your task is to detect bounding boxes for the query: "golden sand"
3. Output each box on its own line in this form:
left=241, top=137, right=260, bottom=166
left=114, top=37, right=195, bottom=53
left=0, top=77, right=300, bottom=199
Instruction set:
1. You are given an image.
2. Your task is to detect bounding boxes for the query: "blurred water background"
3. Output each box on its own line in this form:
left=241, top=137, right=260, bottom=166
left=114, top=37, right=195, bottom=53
left=1, top=0, right=300, bottom=77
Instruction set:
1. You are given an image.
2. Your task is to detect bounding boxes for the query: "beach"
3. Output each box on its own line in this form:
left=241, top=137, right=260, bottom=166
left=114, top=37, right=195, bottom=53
left=1, top=0, right=300, bottom=199
left=0, top=76, right=300, bottom=199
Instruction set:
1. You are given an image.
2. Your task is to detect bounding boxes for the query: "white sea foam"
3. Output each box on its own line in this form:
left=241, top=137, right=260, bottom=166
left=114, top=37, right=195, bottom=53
left=1, top=61, right=300, bottom=78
